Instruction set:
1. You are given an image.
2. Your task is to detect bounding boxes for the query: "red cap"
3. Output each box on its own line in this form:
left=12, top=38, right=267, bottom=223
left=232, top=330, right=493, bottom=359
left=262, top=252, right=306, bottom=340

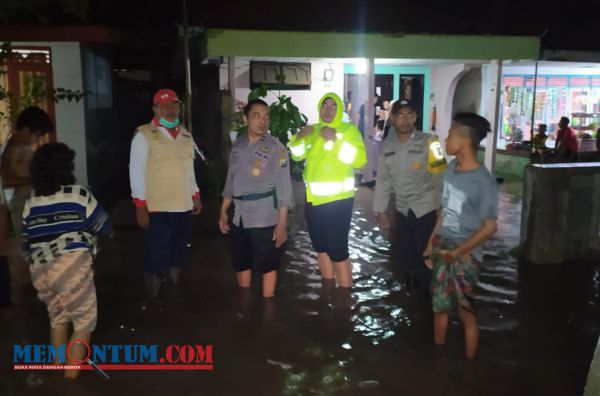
left=153, top=89, right=181, bottom=105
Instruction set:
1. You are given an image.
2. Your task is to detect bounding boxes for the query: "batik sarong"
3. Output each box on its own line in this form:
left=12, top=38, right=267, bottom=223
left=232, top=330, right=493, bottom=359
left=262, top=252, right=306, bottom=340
left=30, top=250, right=97, bottom=331
left=430, top=236, right=480, bottom=314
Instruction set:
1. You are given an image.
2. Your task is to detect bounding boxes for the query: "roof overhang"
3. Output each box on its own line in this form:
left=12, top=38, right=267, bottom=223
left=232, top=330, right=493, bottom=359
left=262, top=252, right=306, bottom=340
left=207, top=29, right=540, bottom=60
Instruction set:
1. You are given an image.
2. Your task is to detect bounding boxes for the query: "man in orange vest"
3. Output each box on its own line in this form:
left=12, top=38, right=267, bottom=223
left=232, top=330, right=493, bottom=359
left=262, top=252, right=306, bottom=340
left=129, top=89, right=202, bottom=305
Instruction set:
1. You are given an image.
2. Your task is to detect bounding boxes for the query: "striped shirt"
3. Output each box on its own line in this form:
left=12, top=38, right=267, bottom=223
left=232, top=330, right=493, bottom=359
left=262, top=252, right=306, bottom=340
left=22, top=185, right=111, bottom=266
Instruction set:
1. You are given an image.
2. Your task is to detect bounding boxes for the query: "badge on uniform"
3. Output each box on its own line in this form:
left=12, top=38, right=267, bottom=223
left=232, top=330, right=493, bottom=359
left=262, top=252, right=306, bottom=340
left=252, top=168, right=261, bottom=176
left=279, top=158, right=288, bottom=168
left=427, top=137, right=448, bottom=174
left=261, top=146, right=270, bottom=153
left=254, top=151, right=268, bottom=159
left=412, top=161, right=422, bottom=170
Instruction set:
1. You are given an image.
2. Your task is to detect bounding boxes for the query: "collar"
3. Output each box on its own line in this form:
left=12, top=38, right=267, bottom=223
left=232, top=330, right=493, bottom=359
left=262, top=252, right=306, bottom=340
left=394, top=129, right=418, bottom=144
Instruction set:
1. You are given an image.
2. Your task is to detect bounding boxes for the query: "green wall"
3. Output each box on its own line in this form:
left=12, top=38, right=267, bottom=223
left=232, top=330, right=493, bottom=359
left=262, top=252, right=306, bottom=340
left=478, top=150, right=530, bottom=180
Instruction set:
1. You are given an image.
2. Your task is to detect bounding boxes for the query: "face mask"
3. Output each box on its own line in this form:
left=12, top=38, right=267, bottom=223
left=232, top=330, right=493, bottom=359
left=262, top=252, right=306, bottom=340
left=159, top=117, right=180, bottom=129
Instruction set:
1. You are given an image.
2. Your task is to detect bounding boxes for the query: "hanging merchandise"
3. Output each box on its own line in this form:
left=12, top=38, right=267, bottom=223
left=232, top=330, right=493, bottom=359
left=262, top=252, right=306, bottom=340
left=507, top=87, right=515, bottom=106
left=550, top=88, right=558, bottom=118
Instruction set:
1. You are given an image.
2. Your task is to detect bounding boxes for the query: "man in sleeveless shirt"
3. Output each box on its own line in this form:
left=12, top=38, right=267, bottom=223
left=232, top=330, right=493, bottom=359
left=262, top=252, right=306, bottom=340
left=129, top=89, right=202, bottom=304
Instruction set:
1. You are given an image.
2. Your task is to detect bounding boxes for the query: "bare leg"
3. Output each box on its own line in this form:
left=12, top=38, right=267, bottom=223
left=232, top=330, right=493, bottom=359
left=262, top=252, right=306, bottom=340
left=317, top=253, right=334, bottom=280
left=320, top=278, right=336, bottom=301
left=64, top=329, right=91, bottom=379
left=143, top=273, right=161, bottom=299
left=458, top=307, right=479, bottom=359
left=434, top=312, right=449, bottom=346
left=169, top=267, right=181, bottom=285
left=236, top=270, right=251, bottom=288
left=333, top=285, right=353, bottom=311
left=333, top=260, right=353, bottom=288
left=50, top=324, right=69, bottom=364
left=238, top=286, right=253, bottom=318
left=262, top=295, right=276, bottom=324
left=262, top=271, right=277, bottom=298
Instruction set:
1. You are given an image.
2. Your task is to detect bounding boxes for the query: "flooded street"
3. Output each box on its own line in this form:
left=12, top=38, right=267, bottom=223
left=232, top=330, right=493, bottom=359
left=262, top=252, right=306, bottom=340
left=2, top=182, right=600, bottom=395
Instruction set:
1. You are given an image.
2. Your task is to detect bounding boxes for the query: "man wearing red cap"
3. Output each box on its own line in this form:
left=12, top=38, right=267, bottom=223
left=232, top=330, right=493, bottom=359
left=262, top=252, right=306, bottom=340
left=129, top=89, right=202, bottom=304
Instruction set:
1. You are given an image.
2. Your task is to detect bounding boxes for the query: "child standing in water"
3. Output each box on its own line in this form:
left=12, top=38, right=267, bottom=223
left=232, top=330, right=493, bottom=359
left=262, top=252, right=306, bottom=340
left=22, top=143, right=111, bottom=378
left=424, top=113, right=498, bottom=359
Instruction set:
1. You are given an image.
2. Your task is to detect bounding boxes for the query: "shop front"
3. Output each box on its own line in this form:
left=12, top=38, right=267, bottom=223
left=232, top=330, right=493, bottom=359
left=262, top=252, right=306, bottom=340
left=498, top=62, right=600, bottom=153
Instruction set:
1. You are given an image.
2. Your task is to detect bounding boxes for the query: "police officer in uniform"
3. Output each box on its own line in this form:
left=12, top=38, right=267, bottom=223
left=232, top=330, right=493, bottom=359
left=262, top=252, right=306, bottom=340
left=219, top=99, right=292, bottom=298
left=373, top=101, right=447, bottom=294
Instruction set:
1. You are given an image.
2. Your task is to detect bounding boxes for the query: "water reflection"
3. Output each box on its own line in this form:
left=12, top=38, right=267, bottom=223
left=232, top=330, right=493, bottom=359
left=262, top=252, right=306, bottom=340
left=5, top=182, right=600, bottom=395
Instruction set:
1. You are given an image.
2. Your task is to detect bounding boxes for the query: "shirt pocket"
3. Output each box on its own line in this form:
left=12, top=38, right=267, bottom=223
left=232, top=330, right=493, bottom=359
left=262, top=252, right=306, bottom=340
left=248, top=151, right=270, bottom=181
left=383, top=152, right=397, bottom=176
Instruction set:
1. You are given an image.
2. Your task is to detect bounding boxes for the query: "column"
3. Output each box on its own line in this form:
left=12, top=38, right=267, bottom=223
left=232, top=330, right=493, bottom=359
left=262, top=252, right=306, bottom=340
left=484, top=59, right=503, bottom=174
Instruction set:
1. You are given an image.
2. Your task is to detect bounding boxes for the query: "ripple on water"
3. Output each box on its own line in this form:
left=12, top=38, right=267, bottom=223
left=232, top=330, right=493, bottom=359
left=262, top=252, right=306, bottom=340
left=352, top=305, right=411, bottom=344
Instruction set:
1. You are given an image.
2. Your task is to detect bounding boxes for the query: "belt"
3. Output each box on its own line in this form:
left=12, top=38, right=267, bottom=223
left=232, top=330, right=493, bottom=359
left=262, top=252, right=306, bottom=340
left=233, top=188, right=277, bottom=208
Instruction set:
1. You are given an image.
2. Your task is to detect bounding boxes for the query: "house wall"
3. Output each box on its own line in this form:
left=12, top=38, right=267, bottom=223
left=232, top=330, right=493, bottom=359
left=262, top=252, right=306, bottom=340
left=344, top=64, right=431, bottom=132
left=429, top=64, right=470, bottom=144
left=452, top=67, right=482, bottom=115
left=220, top=58, right=345, bottom=125
left=14, top=41, right=87, bottom=184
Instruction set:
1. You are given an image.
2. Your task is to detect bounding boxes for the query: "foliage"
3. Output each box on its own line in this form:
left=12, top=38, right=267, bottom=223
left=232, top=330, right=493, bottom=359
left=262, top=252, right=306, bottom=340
left=0, top=42, right=87, bottom=126
left=248, top=85, right=267, bottom=102
left=269, top=94, right=307, bottom=147
left=248, top=73, right=307, bottom=147
left=229, top=99, right=246, bottom=132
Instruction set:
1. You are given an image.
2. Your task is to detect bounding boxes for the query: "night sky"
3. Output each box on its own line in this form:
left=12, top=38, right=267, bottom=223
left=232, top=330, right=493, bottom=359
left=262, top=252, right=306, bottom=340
left=2, top=0, right=599, bottom=51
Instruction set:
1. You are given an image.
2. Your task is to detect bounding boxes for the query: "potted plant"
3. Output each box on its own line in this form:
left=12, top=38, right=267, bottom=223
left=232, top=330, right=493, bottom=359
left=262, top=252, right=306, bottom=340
left=229, top=99, right=247, bottom=142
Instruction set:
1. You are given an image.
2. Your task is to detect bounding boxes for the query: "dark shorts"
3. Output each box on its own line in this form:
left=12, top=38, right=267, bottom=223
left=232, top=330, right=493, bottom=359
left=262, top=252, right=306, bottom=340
left=143, top=211, right=193, bottom=276
left=305, top=197, right=354, bottom=262
left=230, top=223, right=282, bottom=274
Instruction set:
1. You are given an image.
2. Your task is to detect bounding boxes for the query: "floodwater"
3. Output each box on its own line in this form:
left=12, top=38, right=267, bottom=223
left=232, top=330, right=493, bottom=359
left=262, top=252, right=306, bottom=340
left=1, top=182, right=600, bottom=395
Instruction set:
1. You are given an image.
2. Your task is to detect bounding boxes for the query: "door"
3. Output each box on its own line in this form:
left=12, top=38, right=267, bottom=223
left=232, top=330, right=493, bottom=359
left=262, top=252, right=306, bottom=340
left=399, top=74, right=424, bottom=131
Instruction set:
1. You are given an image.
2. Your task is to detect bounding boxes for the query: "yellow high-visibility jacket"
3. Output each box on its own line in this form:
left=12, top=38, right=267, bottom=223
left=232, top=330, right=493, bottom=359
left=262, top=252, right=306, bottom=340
left=289, top=92, right=367, bottom=206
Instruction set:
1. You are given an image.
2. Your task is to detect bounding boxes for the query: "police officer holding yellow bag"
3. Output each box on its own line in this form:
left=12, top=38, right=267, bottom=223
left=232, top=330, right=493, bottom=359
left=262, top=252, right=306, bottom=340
left=373, top=101, right=447, bottom=295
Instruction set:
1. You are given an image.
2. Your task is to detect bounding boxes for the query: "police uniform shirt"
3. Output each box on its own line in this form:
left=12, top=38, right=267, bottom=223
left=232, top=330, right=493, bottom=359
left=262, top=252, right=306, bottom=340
left=373, top=129, right=444, bottom=218
left=222, top=134, right=293, bottom=228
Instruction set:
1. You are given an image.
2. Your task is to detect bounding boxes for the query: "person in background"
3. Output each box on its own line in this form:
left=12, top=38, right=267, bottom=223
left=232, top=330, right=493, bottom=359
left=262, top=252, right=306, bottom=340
left=555, top=116, right=579, bottom=161
left=0, top=106, right=54, bottom=308
left=361, top=99, right=390, bottom=186
left=23, top=143, right=111, bottom=378
left=358, top=94, right=380, bottom=140
left=289, top=92, right=366, bottom=289
left=1, top=106, right=54, bottom=238
left=531, top=123, right=548, bottom=162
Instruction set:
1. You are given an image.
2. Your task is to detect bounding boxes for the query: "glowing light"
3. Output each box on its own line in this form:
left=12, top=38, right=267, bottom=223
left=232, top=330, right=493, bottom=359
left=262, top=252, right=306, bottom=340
left=355, top=59, right=367, bottom=75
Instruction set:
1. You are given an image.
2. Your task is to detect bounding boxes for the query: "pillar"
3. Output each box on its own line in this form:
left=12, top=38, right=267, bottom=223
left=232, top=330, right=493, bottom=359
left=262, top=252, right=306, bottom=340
left=484, top=60, right=503, bottom=173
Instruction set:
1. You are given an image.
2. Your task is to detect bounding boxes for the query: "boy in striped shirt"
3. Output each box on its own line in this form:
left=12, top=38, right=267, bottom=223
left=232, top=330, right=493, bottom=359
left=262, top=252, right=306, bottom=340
left=22, top=143, right=111, bottom=379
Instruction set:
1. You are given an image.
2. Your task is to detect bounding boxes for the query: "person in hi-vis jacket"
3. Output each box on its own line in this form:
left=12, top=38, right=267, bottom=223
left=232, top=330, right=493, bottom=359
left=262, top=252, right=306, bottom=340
left=289, top=92, right=366, bottom=289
